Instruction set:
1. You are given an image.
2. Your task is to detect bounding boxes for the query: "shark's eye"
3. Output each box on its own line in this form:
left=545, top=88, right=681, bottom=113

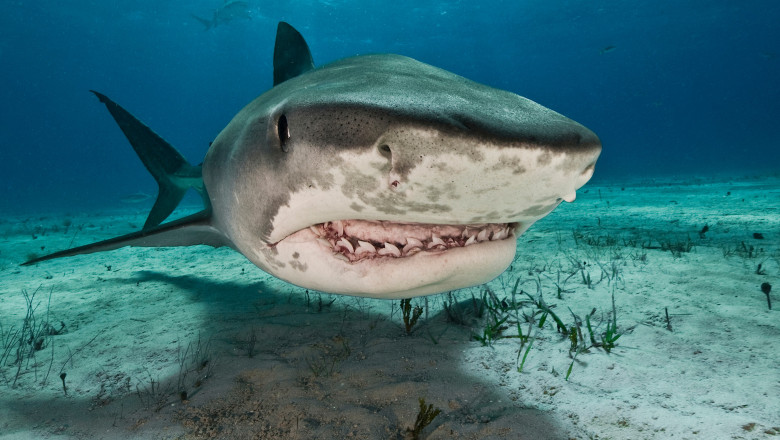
left=278, top=114, right=290, bottom=152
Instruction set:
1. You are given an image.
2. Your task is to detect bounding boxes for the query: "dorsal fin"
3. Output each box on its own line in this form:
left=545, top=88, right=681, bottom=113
left=273, top=22, right=314, bottom=86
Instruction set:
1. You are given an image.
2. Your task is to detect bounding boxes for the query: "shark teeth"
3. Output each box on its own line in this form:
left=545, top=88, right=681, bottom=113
left=312, top=220, right=517, bottom=263
left=378, top=242, right=401, bottom=257
left=355, top=240, right=377, bottom=257
left=492, top=228, right=508, bottom=241
left=428, top=235, right=447, bottom=249
left=403, top=237, right=424, bottom=254
left=335, top=237, right=354, bottom=253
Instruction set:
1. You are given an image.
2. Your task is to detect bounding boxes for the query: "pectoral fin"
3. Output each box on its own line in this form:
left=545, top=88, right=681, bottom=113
left=21, top=210, right=226, bottom=266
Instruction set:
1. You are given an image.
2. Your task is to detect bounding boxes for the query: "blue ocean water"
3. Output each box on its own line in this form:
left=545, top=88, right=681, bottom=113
left=1, top=1, right=778, bottom=214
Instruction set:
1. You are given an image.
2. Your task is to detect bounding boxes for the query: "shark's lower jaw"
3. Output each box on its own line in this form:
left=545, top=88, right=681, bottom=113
left=302, top=220, right=517, bottom=263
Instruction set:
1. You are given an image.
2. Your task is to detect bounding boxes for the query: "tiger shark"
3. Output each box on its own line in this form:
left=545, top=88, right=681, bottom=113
left=24, top=22, right=601, bottom=299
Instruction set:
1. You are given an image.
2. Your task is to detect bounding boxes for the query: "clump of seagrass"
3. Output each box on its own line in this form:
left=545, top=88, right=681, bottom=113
left=659, top=236, right=694, bottom=258
left=1, top=286, right=66, bottom=388
left=400, top=299, right=423, bottom=334
left=407, top=398, right=441, bottom=440
left=761, top=282, right=772, bottom=310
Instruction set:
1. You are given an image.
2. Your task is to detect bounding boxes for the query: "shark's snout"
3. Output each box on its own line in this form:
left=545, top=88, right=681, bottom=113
left=575, top=127, right=602, bottom=189
left=580, top=158, right=598, bottom=182
left=574, top=126, right=601, bottom=177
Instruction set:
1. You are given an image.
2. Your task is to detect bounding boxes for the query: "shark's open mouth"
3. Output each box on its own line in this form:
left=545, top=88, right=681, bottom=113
left=305, top=220, right=517, bottom=263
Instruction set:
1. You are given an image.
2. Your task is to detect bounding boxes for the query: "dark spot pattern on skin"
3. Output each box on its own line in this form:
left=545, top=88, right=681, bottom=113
left=362, top=200, right=408, bottom=215
left=313, top=172, right=337, bottom=191
left=349, top=202, right=364, bottom=212
left=537, top=152, right=552, bottom=166
left=292, top=252, right=300, bottom=258
left=424, top=186, right=442, bottom=203
left=442, top=183, right=461, bottom=200
left=520, top=203, right=559, bottom=217
left=557, top=151, right=597, bottom=173
left=261, top=247, right=286, bottom=269
left=356, top=190, right=452, bottom=216
left=488, top=155, right=527, bottom=175
left=339, top=164, right=381, bottom=199
left=430, top=162, right=455, bottom=173
left=290, top=260, right=307, bottom=272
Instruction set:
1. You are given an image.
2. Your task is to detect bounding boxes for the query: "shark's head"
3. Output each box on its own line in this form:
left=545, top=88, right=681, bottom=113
left=204, top=39, right=600, bottom=298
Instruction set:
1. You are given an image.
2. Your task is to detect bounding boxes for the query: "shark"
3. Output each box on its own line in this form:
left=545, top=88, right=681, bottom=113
left=192, top=0, right=252, bottom=30
left=119, top=192, right=153, bottom=204
left=23, top=22, right=602, bottom=299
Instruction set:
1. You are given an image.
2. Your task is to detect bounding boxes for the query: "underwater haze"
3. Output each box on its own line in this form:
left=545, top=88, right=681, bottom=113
left=1, top=0, right=778, bottom=214
left=3, top=2, right=780, bottom=438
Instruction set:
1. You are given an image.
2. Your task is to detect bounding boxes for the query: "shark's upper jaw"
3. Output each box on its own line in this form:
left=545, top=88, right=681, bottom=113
left=279, top=219, right=517, bottom=262
left=311, top=220, right=515, bottom=261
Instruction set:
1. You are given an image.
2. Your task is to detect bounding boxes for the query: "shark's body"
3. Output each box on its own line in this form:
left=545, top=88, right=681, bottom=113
left=24, top=23, right=601, bottom=299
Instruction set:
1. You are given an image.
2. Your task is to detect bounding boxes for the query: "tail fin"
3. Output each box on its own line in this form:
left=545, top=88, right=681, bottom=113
left=90, top=91, right=207, bottom=229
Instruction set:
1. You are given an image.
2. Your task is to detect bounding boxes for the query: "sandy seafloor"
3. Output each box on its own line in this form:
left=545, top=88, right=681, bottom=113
left=0, top=176, right=778, bottom=440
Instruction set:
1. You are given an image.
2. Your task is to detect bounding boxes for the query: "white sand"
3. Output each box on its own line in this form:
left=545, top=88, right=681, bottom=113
left=1, top=176, right=778, bottom=439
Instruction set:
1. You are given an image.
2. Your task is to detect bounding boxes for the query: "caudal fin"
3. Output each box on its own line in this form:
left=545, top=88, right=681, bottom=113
left=90, top=91, right=207, bottom=229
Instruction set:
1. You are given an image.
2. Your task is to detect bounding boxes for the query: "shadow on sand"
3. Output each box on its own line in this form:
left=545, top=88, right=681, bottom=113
left=4, top=270, right=581, bottom=439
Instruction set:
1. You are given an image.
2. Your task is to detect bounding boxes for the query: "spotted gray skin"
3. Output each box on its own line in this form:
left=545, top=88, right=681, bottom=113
left=23, top=23, right=601, bottom=299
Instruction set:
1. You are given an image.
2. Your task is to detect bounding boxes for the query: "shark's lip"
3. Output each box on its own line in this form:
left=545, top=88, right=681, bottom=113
left=276, top=219, right=518, bottom=263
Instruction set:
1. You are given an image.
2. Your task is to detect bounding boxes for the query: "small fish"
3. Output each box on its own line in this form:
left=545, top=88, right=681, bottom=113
left=120, top=192, right=153, bottom=204
left=599, top=45, right=616, bottom=55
